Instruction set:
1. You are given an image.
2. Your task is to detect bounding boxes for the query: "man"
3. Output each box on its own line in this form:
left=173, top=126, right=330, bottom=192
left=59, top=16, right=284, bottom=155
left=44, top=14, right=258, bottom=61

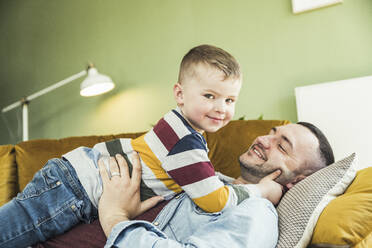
left=98, top=122, right=334, bottom=247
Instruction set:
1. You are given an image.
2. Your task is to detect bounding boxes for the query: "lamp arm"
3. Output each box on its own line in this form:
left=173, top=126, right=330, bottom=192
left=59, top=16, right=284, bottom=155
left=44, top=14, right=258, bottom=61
left=1, top=70, right=87, bottom=113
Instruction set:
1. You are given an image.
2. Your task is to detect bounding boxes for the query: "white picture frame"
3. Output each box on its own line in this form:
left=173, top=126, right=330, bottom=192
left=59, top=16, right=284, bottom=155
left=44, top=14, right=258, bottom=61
left=292, top=0, right=343, bottom=14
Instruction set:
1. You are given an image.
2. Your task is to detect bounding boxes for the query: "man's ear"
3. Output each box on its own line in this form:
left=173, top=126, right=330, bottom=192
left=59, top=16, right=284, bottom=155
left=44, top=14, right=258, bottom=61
left=285, top=175, right=306, bottom=190
left=285, top=182, right=294, bottom=189
left=173, top=83, right=184, bottom=106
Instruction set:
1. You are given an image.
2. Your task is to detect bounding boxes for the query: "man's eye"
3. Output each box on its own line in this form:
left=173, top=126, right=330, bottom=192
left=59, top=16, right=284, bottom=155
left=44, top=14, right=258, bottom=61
left=204, top=94, right=214, bottom=99
left=278, top=144, right=286, bottom=153
left=226, top=98, right=234, bottom=104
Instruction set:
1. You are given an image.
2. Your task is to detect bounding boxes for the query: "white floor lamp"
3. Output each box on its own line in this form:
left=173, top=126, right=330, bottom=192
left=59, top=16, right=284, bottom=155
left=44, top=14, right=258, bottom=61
left=1, top=64, right=115, bottom=141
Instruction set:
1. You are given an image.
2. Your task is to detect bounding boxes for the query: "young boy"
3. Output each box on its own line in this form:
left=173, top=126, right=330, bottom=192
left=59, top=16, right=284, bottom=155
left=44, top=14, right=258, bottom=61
left=0, top=45, right=267, bottom=247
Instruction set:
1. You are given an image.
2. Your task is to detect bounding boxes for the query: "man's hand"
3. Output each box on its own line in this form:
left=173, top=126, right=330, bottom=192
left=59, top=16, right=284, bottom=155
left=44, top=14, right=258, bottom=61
left=98, top=153, right=164, bottom=237
left=256, top=170, right=284, bottom=205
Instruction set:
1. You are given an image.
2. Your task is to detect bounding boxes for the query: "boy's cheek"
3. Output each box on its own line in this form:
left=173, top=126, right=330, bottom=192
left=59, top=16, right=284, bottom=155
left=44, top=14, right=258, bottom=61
left=228, top=107, right=235, bottom=119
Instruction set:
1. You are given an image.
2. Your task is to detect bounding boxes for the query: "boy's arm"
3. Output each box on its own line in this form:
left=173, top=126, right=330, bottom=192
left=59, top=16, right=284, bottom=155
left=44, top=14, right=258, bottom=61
left=256, top=170, right=283, bottom=205
left=162, top=133, right=259, bottom=212
left=215, top=171, right=235, bottom=184
left=216, top=172, right=263, bottom=201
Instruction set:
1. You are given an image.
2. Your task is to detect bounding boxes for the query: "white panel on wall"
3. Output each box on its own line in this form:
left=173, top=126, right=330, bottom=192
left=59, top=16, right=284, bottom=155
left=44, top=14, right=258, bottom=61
left=292, top=0, right=343, bottom=14
left=295, top=75, right=372, bottom=170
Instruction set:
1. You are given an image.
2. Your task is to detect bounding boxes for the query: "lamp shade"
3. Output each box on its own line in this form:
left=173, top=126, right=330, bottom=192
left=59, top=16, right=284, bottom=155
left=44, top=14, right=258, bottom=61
left=80, top=67, right=115, bottom=97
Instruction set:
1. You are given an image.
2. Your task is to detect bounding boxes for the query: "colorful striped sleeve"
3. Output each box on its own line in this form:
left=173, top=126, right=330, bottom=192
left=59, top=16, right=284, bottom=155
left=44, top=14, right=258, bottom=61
left=162, top=133, right=242, bottom=212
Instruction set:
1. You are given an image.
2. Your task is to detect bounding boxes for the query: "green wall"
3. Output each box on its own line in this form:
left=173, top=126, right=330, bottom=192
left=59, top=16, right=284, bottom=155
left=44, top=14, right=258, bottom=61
left=1, top=0, right=372, bottom=145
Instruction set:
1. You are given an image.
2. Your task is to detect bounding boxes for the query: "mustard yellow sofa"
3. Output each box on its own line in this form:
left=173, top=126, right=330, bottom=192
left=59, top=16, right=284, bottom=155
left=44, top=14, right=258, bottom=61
left=0, top=120, right=371, bottom=247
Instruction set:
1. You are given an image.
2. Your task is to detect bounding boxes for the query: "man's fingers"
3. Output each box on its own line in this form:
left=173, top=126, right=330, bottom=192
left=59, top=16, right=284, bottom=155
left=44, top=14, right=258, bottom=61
left=131, top=152, right=142, bottom=187
left=265, top=169, right=282, bottom=180
left=98, top=158, right=110, bottom=185
left=115, top=154, right=130, bottom=179
left=109, top=157, right=121, bottom=179
left=139, top=196, right=164, bottom=215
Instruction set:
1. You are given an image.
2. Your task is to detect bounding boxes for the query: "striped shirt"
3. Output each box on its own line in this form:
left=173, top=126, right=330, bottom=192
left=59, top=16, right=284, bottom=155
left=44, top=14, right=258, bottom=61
left=64, top=108, right=254, bottom=212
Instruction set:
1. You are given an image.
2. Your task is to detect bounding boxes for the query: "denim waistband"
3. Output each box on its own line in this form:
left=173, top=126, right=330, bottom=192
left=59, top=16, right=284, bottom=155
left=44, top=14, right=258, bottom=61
left=52, top=158, right=91, bottom=204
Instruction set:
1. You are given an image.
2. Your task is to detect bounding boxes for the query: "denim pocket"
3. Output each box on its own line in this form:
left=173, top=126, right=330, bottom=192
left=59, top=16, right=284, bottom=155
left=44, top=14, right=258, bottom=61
left=69, top=199, right=91, bottom=223
left=17, top=161, right=62, bottom=200
left=36, top=199, right=86, bottom=238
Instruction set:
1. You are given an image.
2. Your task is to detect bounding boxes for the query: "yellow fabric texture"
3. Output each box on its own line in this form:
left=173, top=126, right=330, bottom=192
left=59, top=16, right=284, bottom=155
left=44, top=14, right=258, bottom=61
left=0, top=145, right=17, bottom=206
left=311, top=167, right=372, bottom=247
left=354, top=231, right=372, bottom=248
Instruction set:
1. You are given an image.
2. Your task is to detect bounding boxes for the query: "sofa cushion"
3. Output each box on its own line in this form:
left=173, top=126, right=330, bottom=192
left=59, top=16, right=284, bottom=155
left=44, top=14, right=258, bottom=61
left=276, top=153, right=357, bottom=248
left=310, top=166, right=372, bottom=247
left=0, top=145, right=17, bottom=206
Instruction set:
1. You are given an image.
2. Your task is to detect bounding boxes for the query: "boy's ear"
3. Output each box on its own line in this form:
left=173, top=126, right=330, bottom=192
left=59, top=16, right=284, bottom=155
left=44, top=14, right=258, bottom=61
left=173, top=83, right=184, bottom=106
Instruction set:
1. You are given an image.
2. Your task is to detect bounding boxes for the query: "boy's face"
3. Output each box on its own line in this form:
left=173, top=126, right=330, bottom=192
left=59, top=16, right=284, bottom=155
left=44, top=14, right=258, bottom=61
left=174, top=63, right=242, bottom=133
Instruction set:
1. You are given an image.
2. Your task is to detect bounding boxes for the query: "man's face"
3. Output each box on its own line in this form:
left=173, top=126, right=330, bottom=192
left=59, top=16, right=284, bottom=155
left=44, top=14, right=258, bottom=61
left=239, top=124, right=319, bottom=187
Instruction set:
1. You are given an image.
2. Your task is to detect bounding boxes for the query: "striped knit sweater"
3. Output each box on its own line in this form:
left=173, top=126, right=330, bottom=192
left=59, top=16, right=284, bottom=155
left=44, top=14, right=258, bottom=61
left=63, top=108, right=254, bottom=212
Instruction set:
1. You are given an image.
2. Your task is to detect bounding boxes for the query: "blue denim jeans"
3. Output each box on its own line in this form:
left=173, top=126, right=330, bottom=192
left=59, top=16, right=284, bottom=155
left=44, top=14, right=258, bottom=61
left=0, top=158, right=97, bottom=248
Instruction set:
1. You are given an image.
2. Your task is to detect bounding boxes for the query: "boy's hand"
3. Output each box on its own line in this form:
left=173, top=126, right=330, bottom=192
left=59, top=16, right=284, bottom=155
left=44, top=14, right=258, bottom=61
left=98, top=153, right=163, bottom=237
left=256, top=170, right=284, bottom=205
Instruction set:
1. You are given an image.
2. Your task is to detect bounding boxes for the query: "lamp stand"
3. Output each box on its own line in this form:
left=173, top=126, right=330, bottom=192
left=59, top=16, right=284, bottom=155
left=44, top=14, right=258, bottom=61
left=22, top=98, right=29, bottom=141
left=2, top=65, right=114, bottom=142
left=2, top=70, right=87, bottom=141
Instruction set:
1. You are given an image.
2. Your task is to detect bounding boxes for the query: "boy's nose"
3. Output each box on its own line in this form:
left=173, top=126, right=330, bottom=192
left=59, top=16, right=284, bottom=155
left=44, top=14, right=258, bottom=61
left=214, top=100, right=226, bottom=113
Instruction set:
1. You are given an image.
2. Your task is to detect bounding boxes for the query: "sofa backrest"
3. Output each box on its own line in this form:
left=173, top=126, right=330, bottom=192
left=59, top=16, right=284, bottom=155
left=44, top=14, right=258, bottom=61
left=0, top=145, right=17, bottom=206
left=0, top=119, right=289, bottom=206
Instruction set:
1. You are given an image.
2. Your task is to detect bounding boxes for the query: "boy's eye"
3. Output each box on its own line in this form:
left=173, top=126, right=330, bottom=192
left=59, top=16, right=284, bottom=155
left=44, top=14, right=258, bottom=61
left=204, top=94, right=214, bottom=99
left=226, top=98, right=234, bottom=104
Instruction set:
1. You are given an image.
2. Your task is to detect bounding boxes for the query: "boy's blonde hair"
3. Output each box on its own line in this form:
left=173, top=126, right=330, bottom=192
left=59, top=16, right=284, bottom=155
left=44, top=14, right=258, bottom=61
left=178, top=44, right=241, bottom=84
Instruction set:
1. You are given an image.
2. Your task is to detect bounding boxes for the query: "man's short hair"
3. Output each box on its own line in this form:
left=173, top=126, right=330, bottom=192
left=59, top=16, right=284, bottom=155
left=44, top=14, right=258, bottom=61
left=297, top=122, right=335, bottom=166
left=178, top=44, right=241, bottom=83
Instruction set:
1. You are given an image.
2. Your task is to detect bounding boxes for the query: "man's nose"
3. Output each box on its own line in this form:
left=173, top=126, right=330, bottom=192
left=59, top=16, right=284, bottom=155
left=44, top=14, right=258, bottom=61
left=256, top=135, right=272, bottom=149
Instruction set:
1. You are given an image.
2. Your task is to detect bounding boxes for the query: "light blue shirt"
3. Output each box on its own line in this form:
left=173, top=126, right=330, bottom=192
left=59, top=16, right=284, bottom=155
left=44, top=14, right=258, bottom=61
left=105, top=193, right=278, bottom=248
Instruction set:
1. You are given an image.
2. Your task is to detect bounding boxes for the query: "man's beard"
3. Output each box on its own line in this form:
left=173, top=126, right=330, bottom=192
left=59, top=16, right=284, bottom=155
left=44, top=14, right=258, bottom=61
left=239, top=161, right=276, bottom=181
left=239, top=160, right=295, bottom=186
